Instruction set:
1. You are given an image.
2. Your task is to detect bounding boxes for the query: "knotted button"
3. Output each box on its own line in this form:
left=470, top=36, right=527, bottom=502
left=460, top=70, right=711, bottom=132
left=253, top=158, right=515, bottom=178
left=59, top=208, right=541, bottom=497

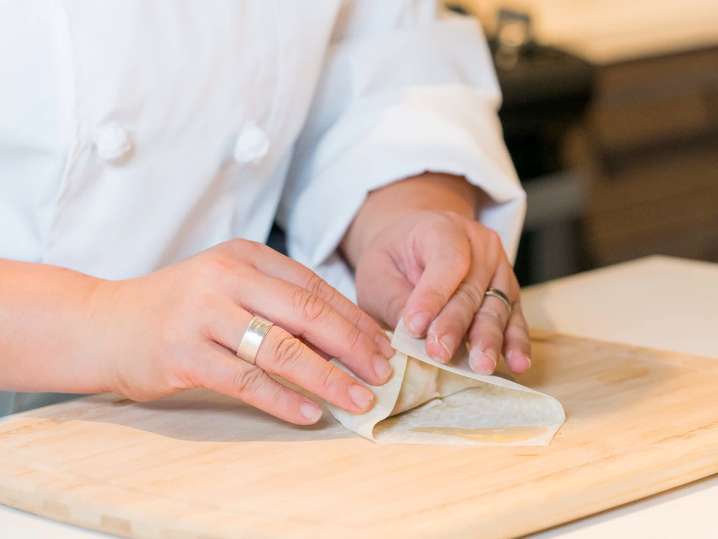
left=233, top=121, right=270, bottom=165
left=94, top=123, right=132, bottom=162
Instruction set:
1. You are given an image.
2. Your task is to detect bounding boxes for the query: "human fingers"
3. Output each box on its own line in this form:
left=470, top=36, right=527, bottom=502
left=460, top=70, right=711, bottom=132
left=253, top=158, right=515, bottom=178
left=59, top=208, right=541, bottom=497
left=237, top=270, right=392, bottom=385
left=208, top=302, right=376, bottom=414
left=502, top=300, right=532, bottom=374
left=196, top=341, right=325, bottom=426
left=424, top=256, right=493, bottom=363
left=401, top=222, right=471, bottom=338
left=425, top=224, right=503, bottom=362
left=224, top=240, right=393, bottom=357
left=467, top=260, right=517, bottom=374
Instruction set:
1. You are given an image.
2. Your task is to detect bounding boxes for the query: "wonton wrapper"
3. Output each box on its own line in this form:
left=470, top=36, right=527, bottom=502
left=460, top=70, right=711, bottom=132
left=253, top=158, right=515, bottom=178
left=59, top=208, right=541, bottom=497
left=328, top=320, right=565, bottom=446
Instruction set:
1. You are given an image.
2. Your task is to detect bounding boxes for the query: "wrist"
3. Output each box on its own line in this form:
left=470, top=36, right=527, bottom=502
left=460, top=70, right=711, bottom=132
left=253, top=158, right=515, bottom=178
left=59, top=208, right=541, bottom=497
left=66, top=274, right=119, bottom=394
left=82, top=277, right=135, bottom=394
left=0, top=261, right=113, bottom=393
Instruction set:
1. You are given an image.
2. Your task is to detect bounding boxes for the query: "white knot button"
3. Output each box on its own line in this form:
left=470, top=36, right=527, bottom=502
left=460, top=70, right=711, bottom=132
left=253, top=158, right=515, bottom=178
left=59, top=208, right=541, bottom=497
left=233, top=121, right=269, bottom=164
left=94, top=123, right=132, bottom=162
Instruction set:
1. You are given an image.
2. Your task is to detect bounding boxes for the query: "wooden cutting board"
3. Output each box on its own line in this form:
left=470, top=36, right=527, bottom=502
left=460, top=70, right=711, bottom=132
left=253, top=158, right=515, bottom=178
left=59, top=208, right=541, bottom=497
left=1, top=332, right=718, bottom=539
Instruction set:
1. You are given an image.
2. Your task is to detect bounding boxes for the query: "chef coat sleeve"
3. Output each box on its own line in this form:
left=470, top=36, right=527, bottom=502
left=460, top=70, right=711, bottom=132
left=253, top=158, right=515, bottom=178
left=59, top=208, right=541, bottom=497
left=277, top=0, right=526, bottom=299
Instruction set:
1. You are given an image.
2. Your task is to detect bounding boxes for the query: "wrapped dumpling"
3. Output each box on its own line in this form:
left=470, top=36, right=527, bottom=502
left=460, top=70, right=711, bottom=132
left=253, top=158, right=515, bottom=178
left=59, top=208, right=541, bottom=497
left=328, top=321, right=565, bottom=446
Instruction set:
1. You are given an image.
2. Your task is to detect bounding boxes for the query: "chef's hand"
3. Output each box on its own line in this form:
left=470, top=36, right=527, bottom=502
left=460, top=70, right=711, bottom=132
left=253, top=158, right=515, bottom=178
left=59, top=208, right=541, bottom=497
left=343, top=173, right=531, bottom=375
left=89, top=240, right=394, bottom=425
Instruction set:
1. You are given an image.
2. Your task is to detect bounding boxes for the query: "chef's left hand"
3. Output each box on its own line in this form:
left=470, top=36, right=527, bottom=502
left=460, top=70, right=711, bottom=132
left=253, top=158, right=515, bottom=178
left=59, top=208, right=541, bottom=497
left=342, top=173, right=531, bottom=375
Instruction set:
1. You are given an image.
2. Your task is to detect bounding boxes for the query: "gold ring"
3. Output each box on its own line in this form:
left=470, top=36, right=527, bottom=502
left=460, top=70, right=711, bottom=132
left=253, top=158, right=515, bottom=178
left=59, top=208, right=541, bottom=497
left=236, top=315, right=274, bottom=365
left=484, top=288, right=513, bottom=314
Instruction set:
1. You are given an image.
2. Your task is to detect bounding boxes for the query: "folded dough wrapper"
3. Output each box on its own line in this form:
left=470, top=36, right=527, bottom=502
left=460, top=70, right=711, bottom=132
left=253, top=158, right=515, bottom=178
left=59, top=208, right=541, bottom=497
left=328, top=320, right=565, bottom=446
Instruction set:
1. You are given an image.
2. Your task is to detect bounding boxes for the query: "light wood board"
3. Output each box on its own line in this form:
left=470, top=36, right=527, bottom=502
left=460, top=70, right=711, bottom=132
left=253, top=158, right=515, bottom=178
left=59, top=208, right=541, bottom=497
left=1, top=332, right=718, bottom=539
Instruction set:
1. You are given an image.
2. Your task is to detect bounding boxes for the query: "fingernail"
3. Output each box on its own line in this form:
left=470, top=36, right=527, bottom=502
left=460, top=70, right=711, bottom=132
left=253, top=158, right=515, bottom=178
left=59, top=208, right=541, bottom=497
left=469, top=349, right=497, bottom=374
left=373, top=355, right=393, bottom=383
left=300, top=402, right=323, bottom=423
left=439, top=335, right=455, bottom=361
left=507, top=350, right=532, bottom=372
left=375, top=333, right=395, bottom=359
left=427, top=334, right=451, bottom=362
left=407, top=312, right=431, bottom=336
left=349, top=384, right=374, bottom=411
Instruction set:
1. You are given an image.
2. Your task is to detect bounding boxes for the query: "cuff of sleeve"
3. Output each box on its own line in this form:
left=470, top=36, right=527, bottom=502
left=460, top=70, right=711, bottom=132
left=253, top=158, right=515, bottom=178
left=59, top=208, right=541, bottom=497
left=283, top=84, right=526, bottom=274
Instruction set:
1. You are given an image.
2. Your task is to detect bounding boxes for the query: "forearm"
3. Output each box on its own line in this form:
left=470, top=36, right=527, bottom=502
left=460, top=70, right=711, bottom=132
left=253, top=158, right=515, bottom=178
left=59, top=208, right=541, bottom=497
left=341, top=173, right=484, bottom=268
left=0, top=260, right=108, bottom=393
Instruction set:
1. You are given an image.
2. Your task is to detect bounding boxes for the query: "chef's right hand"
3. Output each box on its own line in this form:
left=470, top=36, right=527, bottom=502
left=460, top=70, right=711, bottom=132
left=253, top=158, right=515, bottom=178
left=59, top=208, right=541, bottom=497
left=88, top=240, right=394, bottom=425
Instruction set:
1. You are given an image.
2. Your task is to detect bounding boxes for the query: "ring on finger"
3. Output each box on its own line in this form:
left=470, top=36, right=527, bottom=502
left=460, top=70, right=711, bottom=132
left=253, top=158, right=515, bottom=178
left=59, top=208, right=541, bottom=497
left=236, top=315, right=274, bottom=365
left=484, top=288, right=512, bottom=315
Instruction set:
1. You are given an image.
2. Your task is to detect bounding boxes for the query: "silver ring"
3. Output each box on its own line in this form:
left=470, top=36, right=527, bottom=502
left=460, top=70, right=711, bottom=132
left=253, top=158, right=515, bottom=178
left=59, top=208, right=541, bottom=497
left=236, top=315, right=274, bottom=365
left=484, top=288, right=513, bottom=314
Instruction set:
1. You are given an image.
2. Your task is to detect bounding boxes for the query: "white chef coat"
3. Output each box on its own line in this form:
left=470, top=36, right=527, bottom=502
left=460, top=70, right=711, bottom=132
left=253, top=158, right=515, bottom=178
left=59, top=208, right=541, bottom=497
left=0, top=0, right=525, bottom=416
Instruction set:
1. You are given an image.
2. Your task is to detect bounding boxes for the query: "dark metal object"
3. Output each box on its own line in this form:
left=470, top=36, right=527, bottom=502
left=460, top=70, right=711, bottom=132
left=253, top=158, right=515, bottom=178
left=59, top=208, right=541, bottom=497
left=487, top=12, right=596, bottom=284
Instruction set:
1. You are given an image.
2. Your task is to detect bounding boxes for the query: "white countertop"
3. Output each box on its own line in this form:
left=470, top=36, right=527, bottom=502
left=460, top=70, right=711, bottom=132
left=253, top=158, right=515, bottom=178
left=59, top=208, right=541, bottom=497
left=523, top=255, right=718, bottom=538
left=522, top=255, right=718, bottom=359
left=2, top=255, right=717, bottom=537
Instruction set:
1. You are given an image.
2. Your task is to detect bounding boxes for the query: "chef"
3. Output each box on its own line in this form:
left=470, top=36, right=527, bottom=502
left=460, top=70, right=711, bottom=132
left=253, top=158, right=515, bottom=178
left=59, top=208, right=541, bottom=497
left=0, top=0, right=530, bottom=425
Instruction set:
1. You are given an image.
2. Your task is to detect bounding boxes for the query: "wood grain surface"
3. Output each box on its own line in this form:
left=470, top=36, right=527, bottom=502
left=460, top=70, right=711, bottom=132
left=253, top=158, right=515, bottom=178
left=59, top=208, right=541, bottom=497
left=1, top=332, right=717, bottom=539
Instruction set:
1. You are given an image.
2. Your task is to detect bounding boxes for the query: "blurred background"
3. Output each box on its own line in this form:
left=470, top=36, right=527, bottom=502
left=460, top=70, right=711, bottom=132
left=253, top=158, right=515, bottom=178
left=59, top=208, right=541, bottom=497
left=447, top=0, right=718, bottom=285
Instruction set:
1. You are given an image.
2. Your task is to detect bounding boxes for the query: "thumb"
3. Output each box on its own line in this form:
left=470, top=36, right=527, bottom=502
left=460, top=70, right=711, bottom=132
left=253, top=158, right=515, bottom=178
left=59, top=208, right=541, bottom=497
left=356, top=256, right=412, bottom=330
